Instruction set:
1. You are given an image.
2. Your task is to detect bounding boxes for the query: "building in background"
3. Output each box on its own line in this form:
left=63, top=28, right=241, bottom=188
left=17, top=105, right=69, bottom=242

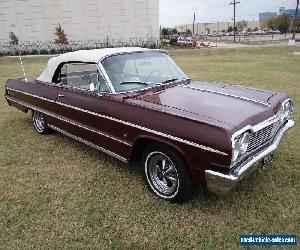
left=259, top=12, right=277, bottom=22
left=279, top=7, right=297, bottom=18
left=0, top=0, right=159, bottom=42
left=175, top=20, right=260, bottom=34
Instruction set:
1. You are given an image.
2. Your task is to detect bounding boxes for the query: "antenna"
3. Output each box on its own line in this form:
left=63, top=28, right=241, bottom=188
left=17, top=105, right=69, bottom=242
left=18, top=52, right=28, bottom=82
left=11, top=3, right=28, bottom=82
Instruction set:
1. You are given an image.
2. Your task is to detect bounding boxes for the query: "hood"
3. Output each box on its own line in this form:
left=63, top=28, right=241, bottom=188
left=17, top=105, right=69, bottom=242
left=126, top=81, right=282, bottom=132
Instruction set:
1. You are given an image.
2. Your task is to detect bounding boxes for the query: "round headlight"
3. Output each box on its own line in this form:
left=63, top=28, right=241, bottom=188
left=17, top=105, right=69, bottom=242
left=232, top=144, right=240, bottom=162
left=232, top=132, right=250, bottom=163
left=239, top=132, right=250, bottom=154
left=280, top=100, right=293, bottom=122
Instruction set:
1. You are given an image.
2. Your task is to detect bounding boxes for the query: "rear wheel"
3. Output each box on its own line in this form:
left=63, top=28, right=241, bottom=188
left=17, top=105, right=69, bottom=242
left=142, top=144, right=194, bottom=203
left=32, top=110, right=52, bottom=134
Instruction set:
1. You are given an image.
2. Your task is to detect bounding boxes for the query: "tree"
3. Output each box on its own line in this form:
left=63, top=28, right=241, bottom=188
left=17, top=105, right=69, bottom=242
left=237, top=20, right=248, bottom=31
left=247, top=27, right=252, bottom=32
left=54, top=24, right=69, bottom=44
left=171, top=28, right=178, bottom=35
left=206, top=28, right=210, bottom=34
left=9, top=32, right=19, bottom=45
left=161, top=27, right=169, bottom=36
left=254, top=27, right=259, bottom=31
left=296, top=16, right=300, bottom=27
left=263, top=16, right=277, bottom=30
left=274, top=14, right=292, bottom=33
left=227, top=26, right=233, bottom=32
left=186, top=29, right=192, bottom=35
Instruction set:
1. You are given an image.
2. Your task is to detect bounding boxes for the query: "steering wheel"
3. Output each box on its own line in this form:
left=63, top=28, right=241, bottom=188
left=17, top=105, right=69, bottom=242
left=146, top=69, right=163, bottom=83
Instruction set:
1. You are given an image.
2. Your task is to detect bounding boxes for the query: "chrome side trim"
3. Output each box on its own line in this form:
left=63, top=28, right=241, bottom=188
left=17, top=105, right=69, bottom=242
left=55, top=82, right=110, bottom=95
left=228, top=83, right=275, bottom=94
left=8, top=89, right=57, bottom=103
left=205, top=119, right=294, bottom=195
left=48, top=125, right=128, bottom=163
left=6, top=96, right=131, bottom=146
left=6, top=87, right=228, bottom=156
left=182, top=85, right=270, bottom=107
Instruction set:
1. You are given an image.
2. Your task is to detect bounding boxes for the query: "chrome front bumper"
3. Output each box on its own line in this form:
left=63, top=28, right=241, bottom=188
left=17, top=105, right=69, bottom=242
left=205, top=120, right=294, bottom=195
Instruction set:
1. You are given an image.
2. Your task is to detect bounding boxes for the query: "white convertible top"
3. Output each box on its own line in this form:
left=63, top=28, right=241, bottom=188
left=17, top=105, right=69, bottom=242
left=37, top=47, right=152, bottom=83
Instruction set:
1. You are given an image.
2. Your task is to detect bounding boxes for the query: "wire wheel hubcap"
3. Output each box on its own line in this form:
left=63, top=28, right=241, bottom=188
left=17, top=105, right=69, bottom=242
left=33, top=111, right=45, bottom=132
left=146, top=152, right=179, bottom=197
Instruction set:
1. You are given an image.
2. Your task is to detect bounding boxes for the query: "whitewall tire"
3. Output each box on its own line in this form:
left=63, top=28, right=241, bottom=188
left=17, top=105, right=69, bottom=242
left=32, top=110, right=52, bottom=134
left=142, top=144, right=194, bottom=203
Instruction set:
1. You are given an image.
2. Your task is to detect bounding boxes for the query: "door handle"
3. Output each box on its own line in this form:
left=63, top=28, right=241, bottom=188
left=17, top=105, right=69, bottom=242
left=57, top=94, right=65, bottom=98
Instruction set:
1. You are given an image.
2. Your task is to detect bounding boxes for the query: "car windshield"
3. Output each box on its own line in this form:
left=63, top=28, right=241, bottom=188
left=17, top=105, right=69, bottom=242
left=101, top=51, right=188, bottom=93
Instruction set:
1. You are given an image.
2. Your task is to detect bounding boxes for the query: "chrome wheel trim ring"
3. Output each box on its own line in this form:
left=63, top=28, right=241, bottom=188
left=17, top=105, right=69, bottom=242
left=33, top=111, right=45, bottom=133
left=145, top=151, right=179, bottom=199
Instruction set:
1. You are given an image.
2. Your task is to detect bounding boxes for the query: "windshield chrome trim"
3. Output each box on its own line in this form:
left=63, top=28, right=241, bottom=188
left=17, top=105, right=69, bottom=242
left=103, top=79, right=189, bottom=95
left=98, top=50, right=188, bottom=95
left=97, top=62, right=116, bottom=94
left=98, top=50, right=168, bottom=64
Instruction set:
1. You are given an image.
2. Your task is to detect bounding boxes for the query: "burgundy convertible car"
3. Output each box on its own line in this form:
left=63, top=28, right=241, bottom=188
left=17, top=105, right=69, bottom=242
left=5, top=47, right=294, bottom=202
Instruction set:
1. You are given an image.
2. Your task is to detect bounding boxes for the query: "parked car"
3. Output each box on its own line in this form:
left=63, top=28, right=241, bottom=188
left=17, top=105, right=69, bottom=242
left=253, top=30, right=262, bottom=35
left=270, top=29, right=281, bottom=34
left=177, top=36, right=196, bottom=48
left=5, top=47, right=294, bottom=202
left=196, top=40, right=211, bottom=48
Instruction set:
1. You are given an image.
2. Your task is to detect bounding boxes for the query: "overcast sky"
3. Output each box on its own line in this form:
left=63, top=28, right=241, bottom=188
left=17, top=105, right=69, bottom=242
left=159, top=0, right=296, bottom=26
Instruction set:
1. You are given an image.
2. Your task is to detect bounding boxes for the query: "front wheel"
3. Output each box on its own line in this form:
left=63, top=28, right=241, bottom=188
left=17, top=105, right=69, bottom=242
left=142, top=144, right=194, bottom=203
left=32, top=110, right=52, bottom=134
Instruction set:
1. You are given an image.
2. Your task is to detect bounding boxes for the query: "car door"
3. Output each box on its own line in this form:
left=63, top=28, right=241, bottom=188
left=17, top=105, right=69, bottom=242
left=50, top=62, right=130, bottom=160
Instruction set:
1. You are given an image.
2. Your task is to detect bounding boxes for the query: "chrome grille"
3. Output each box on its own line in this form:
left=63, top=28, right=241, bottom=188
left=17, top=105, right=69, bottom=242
left=247, top=120, right=282, bottom=153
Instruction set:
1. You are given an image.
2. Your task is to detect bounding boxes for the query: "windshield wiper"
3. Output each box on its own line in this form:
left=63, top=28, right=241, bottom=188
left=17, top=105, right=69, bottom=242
left=162, top=78, right=178, bottom=84
left=119, top=81, right=149, bottom=85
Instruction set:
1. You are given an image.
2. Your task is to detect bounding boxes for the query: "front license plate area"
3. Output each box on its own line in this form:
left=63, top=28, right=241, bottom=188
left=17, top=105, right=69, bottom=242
left=262, top=154, right=274, bottom=170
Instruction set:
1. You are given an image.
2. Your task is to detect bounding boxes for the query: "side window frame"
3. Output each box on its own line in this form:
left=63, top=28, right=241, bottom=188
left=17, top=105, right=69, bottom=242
left=52, top=61, right=112, bottom=94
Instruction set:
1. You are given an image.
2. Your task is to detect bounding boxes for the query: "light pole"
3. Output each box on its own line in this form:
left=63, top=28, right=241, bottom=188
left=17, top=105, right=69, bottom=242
left=230, top=0, right=240, bottom=43
left=193, top=8, right=198, bottom=35
left=292, top=0, right=299, bottom=40
left=204, top=23, right=209, bottom=40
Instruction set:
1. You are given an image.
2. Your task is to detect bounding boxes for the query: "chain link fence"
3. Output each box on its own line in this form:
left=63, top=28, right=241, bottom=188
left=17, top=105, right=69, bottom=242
left=0, top=37, right=159, bottom=56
